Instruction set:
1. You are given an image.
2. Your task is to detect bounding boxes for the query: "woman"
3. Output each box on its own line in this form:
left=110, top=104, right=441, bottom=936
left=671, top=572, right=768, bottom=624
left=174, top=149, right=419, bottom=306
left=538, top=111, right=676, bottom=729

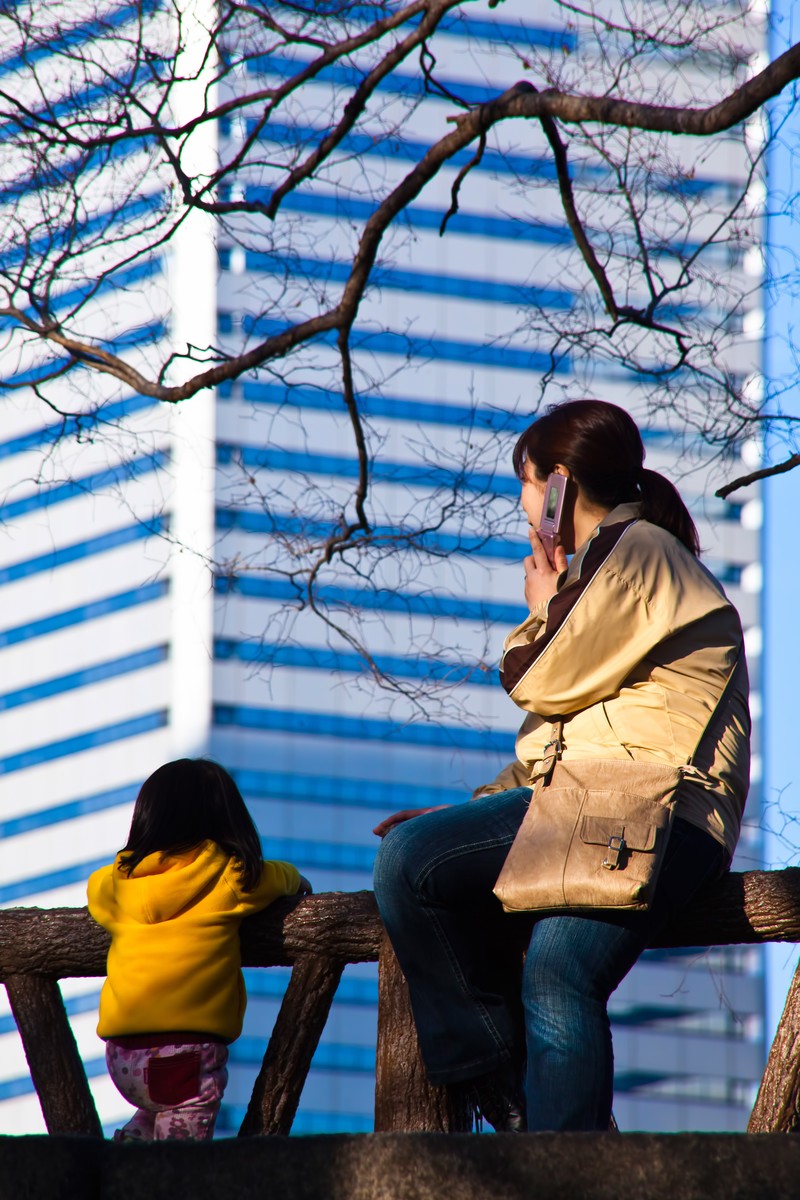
left=373, top=400, right=750, bottom=1132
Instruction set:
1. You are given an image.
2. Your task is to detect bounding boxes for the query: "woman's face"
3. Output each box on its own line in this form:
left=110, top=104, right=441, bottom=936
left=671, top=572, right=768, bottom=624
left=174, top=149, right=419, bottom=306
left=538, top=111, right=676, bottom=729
left=520, top=460, right=548, bottom=528
left=520, top=460, right=578, bottom=553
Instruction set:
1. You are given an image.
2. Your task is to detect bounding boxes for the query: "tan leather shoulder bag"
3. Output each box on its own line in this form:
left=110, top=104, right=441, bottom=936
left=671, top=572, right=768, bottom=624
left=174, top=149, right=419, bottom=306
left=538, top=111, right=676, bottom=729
left=493, top=661, right=740, bottom=914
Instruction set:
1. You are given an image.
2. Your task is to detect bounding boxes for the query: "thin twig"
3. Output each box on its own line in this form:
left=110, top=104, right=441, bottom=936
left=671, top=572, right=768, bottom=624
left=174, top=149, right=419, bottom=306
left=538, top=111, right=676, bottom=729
left=439, top=131, right=486, bottom=236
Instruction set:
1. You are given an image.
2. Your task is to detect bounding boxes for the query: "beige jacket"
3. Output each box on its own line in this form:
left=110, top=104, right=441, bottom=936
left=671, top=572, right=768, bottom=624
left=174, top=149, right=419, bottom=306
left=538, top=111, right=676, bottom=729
left=475, top=504, right=750, bottom=856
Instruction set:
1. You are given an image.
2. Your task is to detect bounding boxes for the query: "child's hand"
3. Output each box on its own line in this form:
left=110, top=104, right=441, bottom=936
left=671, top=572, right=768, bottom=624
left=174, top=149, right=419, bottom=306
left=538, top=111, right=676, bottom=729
left=296, top=875, right=313, bottom=895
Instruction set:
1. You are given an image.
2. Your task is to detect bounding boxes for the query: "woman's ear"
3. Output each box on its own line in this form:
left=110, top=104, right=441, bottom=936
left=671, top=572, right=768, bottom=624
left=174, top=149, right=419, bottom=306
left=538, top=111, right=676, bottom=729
left=552, top=464, right=573, bottom=480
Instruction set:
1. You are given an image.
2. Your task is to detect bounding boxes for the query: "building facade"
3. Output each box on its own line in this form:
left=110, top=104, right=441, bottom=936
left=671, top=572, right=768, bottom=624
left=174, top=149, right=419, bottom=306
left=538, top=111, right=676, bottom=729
left=0, top=0, right=768, bottom=1135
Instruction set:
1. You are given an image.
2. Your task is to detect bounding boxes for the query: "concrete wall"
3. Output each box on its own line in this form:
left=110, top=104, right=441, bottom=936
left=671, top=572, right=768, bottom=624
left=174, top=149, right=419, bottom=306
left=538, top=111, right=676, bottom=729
left=2, top=1133, right=799, bottom=1200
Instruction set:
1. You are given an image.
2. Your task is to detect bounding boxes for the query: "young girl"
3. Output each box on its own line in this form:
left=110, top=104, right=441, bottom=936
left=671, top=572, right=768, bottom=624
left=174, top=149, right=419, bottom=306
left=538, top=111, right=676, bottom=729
left=88, top=757, right=310, bottom=1142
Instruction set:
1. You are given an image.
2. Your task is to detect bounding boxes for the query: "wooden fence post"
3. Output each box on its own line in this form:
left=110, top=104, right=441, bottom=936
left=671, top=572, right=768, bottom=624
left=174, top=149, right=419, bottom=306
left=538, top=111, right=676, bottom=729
left=239, top=955, right=345, bottom=1136
left=5, top=975, right=102, bottom=1137
left=748, top=954, right=800, bottom=1132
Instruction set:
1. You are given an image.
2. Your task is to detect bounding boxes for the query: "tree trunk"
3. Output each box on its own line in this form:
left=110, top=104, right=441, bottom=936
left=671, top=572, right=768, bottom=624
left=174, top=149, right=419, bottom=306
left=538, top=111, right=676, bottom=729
left=4, top=975, right=102, bottom=1137
left=374, top=935, right=471, bottom=1132
left=239, top=955, right=345, bottom=1136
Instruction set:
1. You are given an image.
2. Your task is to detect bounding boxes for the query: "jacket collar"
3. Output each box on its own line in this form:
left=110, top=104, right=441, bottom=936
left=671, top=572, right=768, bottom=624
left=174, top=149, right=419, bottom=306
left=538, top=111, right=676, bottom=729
left=567, top=502, right=642, bottom=580
left=596, top=501, right=643, bottom=528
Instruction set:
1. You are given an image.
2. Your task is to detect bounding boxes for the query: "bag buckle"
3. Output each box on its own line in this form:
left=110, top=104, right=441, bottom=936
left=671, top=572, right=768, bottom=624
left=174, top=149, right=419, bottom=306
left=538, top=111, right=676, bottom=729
left=602, top=833, right=626, bottom=870
left=540, top=737, right=562, bottom=784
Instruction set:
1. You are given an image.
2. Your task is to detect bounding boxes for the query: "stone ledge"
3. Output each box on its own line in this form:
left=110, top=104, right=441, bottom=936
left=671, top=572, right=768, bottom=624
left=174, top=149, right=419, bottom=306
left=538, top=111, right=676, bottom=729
left=2, top=1132, right=800, bottom=1200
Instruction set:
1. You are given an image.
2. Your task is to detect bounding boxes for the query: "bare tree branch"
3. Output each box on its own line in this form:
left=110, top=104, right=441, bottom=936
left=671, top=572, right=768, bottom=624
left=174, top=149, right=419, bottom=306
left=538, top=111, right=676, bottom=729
left=717, top=454, right=800, bottom=500
left=0, top=0, right=791, bottom=706
left=496, top=42, right=800, bottom=136
left=2, top=9, right=795, bottom=408
left=535, top=97, right=619, bottom=319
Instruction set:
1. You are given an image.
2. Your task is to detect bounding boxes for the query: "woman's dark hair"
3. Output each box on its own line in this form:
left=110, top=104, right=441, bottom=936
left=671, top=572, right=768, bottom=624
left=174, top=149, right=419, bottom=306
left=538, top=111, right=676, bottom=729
left=513, top=399, right=700, bottom=556
left=118, top=759, right=263, bottom=891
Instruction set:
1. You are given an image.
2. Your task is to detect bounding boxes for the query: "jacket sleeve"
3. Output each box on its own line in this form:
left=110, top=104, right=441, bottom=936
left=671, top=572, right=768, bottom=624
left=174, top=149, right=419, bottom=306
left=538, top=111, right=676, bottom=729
left=86, top=864, right=115, bottom=928
left=500, top=521, right=678, bottom=718
left=471, top=757, right=533, bottom=800
left=232, top=860, right=301, bottom=915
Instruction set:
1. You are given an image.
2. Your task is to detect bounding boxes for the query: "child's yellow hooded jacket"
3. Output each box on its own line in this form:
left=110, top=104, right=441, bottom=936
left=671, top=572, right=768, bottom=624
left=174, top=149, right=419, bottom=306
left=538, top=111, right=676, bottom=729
left=87, top=841, right=300, bottom=1041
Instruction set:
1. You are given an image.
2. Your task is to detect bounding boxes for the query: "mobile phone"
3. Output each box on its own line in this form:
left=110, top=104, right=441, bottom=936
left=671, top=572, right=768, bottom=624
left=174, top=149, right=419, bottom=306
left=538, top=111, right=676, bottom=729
left=537, top=473, right=567, bottom=566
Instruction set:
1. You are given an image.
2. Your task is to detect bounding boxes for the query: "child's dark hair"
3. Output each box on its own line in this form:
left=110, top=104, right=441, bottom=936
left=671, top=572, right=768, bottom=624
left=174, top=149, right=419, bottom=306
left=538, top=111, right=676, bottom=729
left=119, top=759, right=263, bottom=891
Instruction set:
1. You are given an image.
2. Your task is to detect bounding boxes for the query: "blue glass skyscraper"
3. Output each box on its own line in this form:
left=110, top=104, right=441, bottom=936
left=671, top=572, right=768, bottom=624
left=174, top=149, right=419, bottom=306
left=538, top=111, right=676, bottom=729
left=0, top=0, right=770, bottom=1134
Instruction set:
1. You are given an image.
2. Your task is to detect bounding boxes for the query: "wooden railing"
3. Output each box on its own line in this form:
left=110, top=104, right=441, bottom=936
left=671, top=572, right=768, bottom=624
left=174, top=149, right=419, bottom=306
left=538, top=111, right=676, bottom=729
left=2, top=872, right=800, bottom=1136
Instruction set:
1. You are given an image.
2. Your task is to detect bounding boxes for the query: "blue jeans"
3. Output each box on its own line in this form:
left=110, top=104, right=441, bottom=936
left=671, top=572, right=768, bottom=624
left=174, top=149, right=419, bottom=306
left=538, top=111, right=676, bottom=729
left=373, top=788, right=729, bottom=1131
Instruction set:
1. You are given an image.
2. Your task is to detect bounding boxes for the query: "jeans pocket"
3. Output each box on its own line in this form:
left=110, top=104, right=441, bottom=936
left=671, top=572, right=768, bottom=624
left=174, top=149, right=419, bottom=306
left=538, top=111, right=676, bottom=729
left=146, top=1051, right=202, bottom=1106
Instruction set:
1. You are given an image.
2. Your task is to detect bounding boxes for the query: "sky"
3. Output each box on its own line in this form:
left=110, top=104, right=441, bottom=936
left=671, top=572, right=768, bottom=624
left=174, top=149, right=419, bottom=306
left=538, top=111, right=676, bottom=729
left=763, top=0, right=800, bottom=1041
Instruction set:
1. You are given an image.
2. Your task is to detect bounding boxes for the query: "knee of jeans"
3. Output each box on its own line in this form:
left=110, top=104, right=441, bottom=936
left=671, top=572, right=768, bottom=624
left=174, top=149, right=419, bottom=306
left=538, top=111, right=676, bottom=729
left=373, top=829, right=406, bottom=896
left=373, top=822, right=421, bottom=900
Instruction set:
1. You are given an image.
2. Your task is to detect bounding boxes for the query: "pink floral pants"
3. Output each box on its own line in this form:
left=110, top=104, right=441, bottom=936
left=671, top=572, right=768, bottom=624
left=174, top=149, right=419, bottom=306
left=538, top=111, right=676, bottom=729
left=106, top=1038, right=229, bottom=1141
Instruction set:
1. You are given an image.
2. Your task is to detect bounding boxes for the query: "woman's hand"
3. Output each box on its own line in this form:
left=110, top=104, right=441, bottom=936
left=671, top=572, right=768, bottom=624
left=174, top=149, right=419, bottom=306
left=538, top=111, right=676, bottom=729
left=523, top=526, right=568, bottom=611
left=372, top=806, right=450, bottom=838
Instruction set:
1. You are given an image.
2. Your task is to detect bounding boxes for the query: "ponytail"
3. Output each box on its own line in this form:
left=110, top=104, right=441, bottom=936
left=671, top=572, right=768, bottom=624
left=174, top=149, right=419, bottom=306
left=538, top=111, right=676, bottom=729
left=638, top=469, right=700, bottom=557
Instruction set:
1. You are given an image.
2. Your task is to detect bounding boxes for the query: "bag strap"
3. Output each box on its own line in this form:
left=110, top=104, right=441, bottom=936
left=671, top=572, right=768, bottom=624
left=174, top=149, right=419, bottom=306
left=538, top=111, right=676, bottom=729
left=532, top=648, right=743, bottom=787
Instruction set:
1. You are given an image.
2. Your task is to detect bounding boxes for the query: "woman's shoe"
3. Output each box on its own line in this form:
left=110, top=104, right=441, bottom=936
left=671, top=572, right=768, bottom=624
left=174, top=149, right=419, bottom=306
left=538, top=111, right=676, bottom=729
left=466, top=1067, right=527, bottom=1132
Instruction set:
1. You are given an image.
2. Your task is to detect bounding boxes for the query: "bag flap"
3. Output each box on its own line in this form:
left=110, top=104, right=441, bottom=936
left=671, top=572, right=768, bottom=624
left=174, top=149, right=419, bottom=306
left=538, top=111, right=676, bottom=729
left=579, top=815, right=658, bottom=853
